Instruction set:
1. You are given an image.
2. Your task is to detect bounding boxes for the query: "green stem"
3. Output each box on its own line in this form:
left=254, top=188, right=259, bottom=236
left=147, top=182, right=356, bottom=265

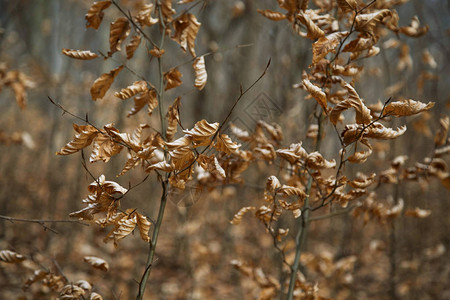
left=136, top=179, right=168, bottom=300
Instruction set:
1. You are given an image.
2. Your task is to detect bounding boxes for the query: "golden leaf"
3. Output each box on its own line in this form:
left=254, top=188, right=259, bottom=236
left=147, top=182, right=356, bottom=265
left=164, top=68, right=183, bottom=90
left=161, top=0, right=176, bottom=22
left=135, top=212, right=151, bottom=242
left=90, top=65, right=124, bottom=100
left=337, top=0, right=357, bottom=13
left=59, top=285, right=85, bottom=298
left=296, top=11, right=325, bottom=40
left=258, top=120, right=283, bottom=141
left=172, top=13, right=201, bottom=57
left=266, top=175, right=281, bottom=195
left=89, top=133, right=123, bottom=163
left=90, top=292, right=104, bottom=300
left=302, top=76, right=327, bottom=111
left=230, top=206, right=256, bottom=225
left=135, top=4, right=159, bottom=27
left=383, top=99, right=435, bottom=117
left=399, top=16, right=429, bottom=37
left=149, top=46, right=165, bottom=57
left=57, top=124, right=99, bottom=155
left=214, top=134, right=241, bottom=154
left=197, top=154, right=226, bottom=179
left=312, top=31, right=348, bottom=65
left=125, top=34, right=142, bottom=59
left=0, top=250, right=26, bottom=263
left=108, top=17, right=131, bottom=57
left=109, top=214, right=137, bottom=247
left=330, top=83, right=372, bottom=125
left=257, top=9, right=286, bottom=21
left=183, top=119, right=219, bottom=146
left=343, top=34, right=378, bottom=52
left=61, top=48, right=98, bottom=60
left=166, top=97, right=182, bottom=141
left=435, top=116, right=449, bottom=146
left=85, top=0, right=111, bottom=30
left=276, top=142, right=308, bottom=164
left=306, top=151, right=336, bottom=169
left=348, top=172, right=376, bottom=188
left=347, top=139, right=373, bottom=163
left=193, top=56, right=207, bottom=90
left=229, top=123, right=251, bottom=141
left=114, top=80, right=148, bottom=100
left=278, top=184, right=306, bottom=199
left=170, top=146, right=195, bottom=179
left=405, top=207, right=431, bottom=218
left=146, top=160, right=175, bottom=173
left=83, top=256, right=109, bottom=272
left=165, top=135, right=192, bottom=150
left=355, top=9, right=393, bottom=35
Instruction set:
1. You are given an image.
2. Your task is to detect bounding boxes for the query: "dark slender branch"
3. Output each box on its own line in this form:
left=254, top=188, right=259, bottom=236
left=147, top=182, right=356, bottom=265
left=0, top=215, right=88, bottom=234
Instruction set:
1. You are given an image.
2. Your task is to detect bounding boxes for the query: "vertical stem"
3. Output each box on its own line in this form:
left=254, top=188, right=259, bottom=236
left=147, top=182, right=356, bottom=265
left=286, top=113, right=325, bottom=299
left=137, top=179, right=168, bottom=300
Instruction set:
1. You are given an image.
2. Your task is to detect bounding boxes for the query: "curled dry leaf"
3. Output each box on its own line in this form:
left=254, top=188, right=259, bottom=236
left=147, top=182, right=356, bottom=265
left=183, top=119, right=219, bottom=146
left=128, top=88, right=158, bottom=117
left=276, top=142, right=308, bottom=164
left=85, top=0, right=111, bottom=30
left=90, top=292, right=104, bottom=300
left=75, top=280, right=92, bottom=292
left=330, top=83, right=372, bottom=125
left=399, top=16, right=429, bottom=37
left=278, top=184, right=306, bottom=199
left=135, top=4, right=159, bottom=27
left=61, top=48, right=98, bottom=60
left=312, top=31, right=348, bottom=65
left=108, top=17, right=131, bottom=57
left=83, top=256, right=109, bottom=272
left=56, top=124, right=99, bottom=155
left=405, top=207, right=431, bottom=218
left=214, top=134, right=241, bottom=154
left=125, top=34, right=142, bottom=59
left=348, top=139, right=373, bottom=163
left=164, top=68, right=183, bottom=90
left=306, top=152, right=336, bottom=169
left=149, top=46, right=165, bottom=57
left=108, top=214, right=138, bottom=247
left=161, top=0, right=176, bottom=22
left=258, top=120, right=283, bottom=141
left=172, top=13, right=201, bottom=57
left=422, top=49, right=437, bottom=69
left=337, top=0, right=357, bottom=13
left=302, top=76, right=327, bottom=111
left=193, top=56, right=207, bottom=90
left=136, top=212, right=151, bottom=242
left=257, top=9, right=286, bottom=21
left=355, top=9, right=393, bottom=35
left=434, top=116, right=449, bottom=146
left=296, top=11, right=325, bottom=40
left=348, top=172, right=376, bottom=188
left=266, top=175, right=281, bottom=194
left=230, top=206, right=256, bottom=225
left=0, top=250, right=26, bottom=263
left=383, top=99, right=435, bottom=117
left=114, top=80, right=148, bottom=100
left=166, top=97, right=181, bottom=141
left=90, top=133, right=123, bottom=163
left=90, top=65, right=124, bottom=100
left=59, top=284, right=85, bottom=298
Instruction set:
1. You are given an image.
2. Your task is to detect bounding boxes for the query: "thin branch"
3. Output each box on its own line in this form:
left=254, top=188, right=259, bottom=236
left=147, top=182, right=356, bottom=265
left=0, top=215, right=88, bottom=234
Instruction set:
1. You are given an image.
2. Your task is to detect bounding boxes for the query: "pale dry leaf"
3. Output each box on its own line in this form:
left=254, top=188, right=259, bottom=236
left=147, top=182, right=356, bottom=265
left=83, top=256, right=109, bottom=272
left=165, top=135, right=192, bottom=150
left=383, top=99, right=435, bottom=117
left=337, top=0, right=357, bottom=13
left=405, top=207, right=431, bottom=218
left=276, top=142, right=308, bottom=164
left=214, top=134, right=241, bottom=154
left=166, top=97, right=181, bottom=141
left=278, top=184, right=306, bottom=199
left=266, top=175, right=281, bottom=194
left=90, top=65, right=124, bottom=100
left=146, top=160, right=175, bottom=173
left=61, top=48, right=98, bottom=60
left=330, top=83, right=372, bottom=125
left=108, top=17, right=131, bottom=57
left=90, top=134, right=123, bottom=163
left=171, top=13, right=201, bottom=57
left=128, top=88, right=158, bottom=117
left=296, top=11, right=325, bottom=40
left=75, top=280, right=92, bottom=292
left=366, top=123, right=407, bottom=140
left=355, top=9, right=393, bottom=35
left=110, top=215, right=137, bottom=247
left=399, top=16, right=429, bottom=37
left=85, top=0, right=111, bottom=29
left=135, top=4, right=159, bottom=27
left=161, top=0, right=176, bottom=22
left=149, top=46, right=165, bottom=57
left=230, top=206, right=256, bottom=225
left=348, top=172, right=376, bottom=188
left=422, top=49, right=437, bottom=69
left=57, top=124, right=99, bottom=155
left=193, top=56, right=207, bottom=90
left=136, top=212, right=151, bottom=242
left=0, top=250, right=26, bottom=263
left=348, top=139, right=373, bottom=163
left=312, top=31, right=348, bottom=65
left=59, top=284, right=85, bottom=298
left=90, top=292, right=104, bottom=300
left=183, top=119, right=219, bottom=146
left=302, top=76, right=327, bottom=111
left=306, top=152, right=336, bottom=169
left=114, top=80, right=148, bottom=100
left=434, top=116, right=449, bottom=146
left=164, top=68, right=183, bottom=91
left=257, top=9, right=286, bottom=21
left=125, top=34, right=142, bottom=59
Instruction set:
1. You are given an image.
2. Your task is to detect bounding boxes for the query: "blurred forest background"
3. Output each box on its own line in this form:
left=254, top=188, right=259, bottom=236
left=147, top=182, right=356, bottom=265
left=0, top=0, right=449, bottom=299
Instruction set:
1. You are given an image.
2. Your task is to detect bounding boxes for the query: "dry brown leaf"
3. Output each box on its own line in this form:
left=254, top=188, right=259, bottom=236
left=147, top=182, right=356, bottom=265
left=0, top=250, right=26, bottom=263
left=258, top=120, right=283, bottom=142
left=108, top=17, right=131, bottom=57
left=61, top=48, right=98, bottom=60
left=193, top=56, right=207, bottom=90
left=125, top=34, right=142, bottom=59
left=296, top=11, right=325, bottom=40
left=164, top=68, right=183, bottom=90
left=422, top=49, right=437, bottom=69
left=114, top=80, right=148, bottom=100
left=278, top=184, right=306, bottom=199
left=330, top=83, right=372, bottom=125
left=59, top=284, right=85, bottom=298
left=128, top=88, right=158, bottom=117
left=165, top=136, right=192, bottom=150
left=355, top=9, right=393, bottom=35
left=276, top=142, right=308, bottom=164
left=337, top=0, right=357, bottom=13
left=85, top=0, right=111, bottom=30
left=172, top=13, right=201, bottom=57
left=146, top=160, right=175, bottom=173
left=215, top=134, right=241, bottom=154
left=109, top=214, right=138, bottom=247
left=399, top=16, right=429, bottom=37
left=302, top=76, right=327, bottom=111
left=166, top=97, right=181, bottom=141
left=405, top=207, right=431, bottom=218
left=90, top=292, right=104, bottom=300
left=434, top=116, right=449, bottom=146
left=90, top=133, right=123, bottom=163
left=348, top=138, right=373, bottom=163
left=149, top=46, right=165, bottom=57
left=343, top=34, right=378, bottom=53
left=306, top=152, right=336, bottom=169
left=136, top=212, right=151, bottom=242
left=84, top=256, right=109, bottom=272
left=257, top=9, right=286, bottom=21
left=383, top=99, right=435, bottom=117
left=397, top=44, right=413, bottom=71
left=312, top=31, right=348, bottom=65
left=230, top=206, right=256, bottom=225
left=348, top=172, right=376, bottom=188
left=161, top=0, right=176, bottom=22
left=57, top=124, right=99, bottom=155
left=183, top=119, right=219, bottom=146
left=90, top=65, right=124, bottom=100
left=135, top=4, right=159, bottom=27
